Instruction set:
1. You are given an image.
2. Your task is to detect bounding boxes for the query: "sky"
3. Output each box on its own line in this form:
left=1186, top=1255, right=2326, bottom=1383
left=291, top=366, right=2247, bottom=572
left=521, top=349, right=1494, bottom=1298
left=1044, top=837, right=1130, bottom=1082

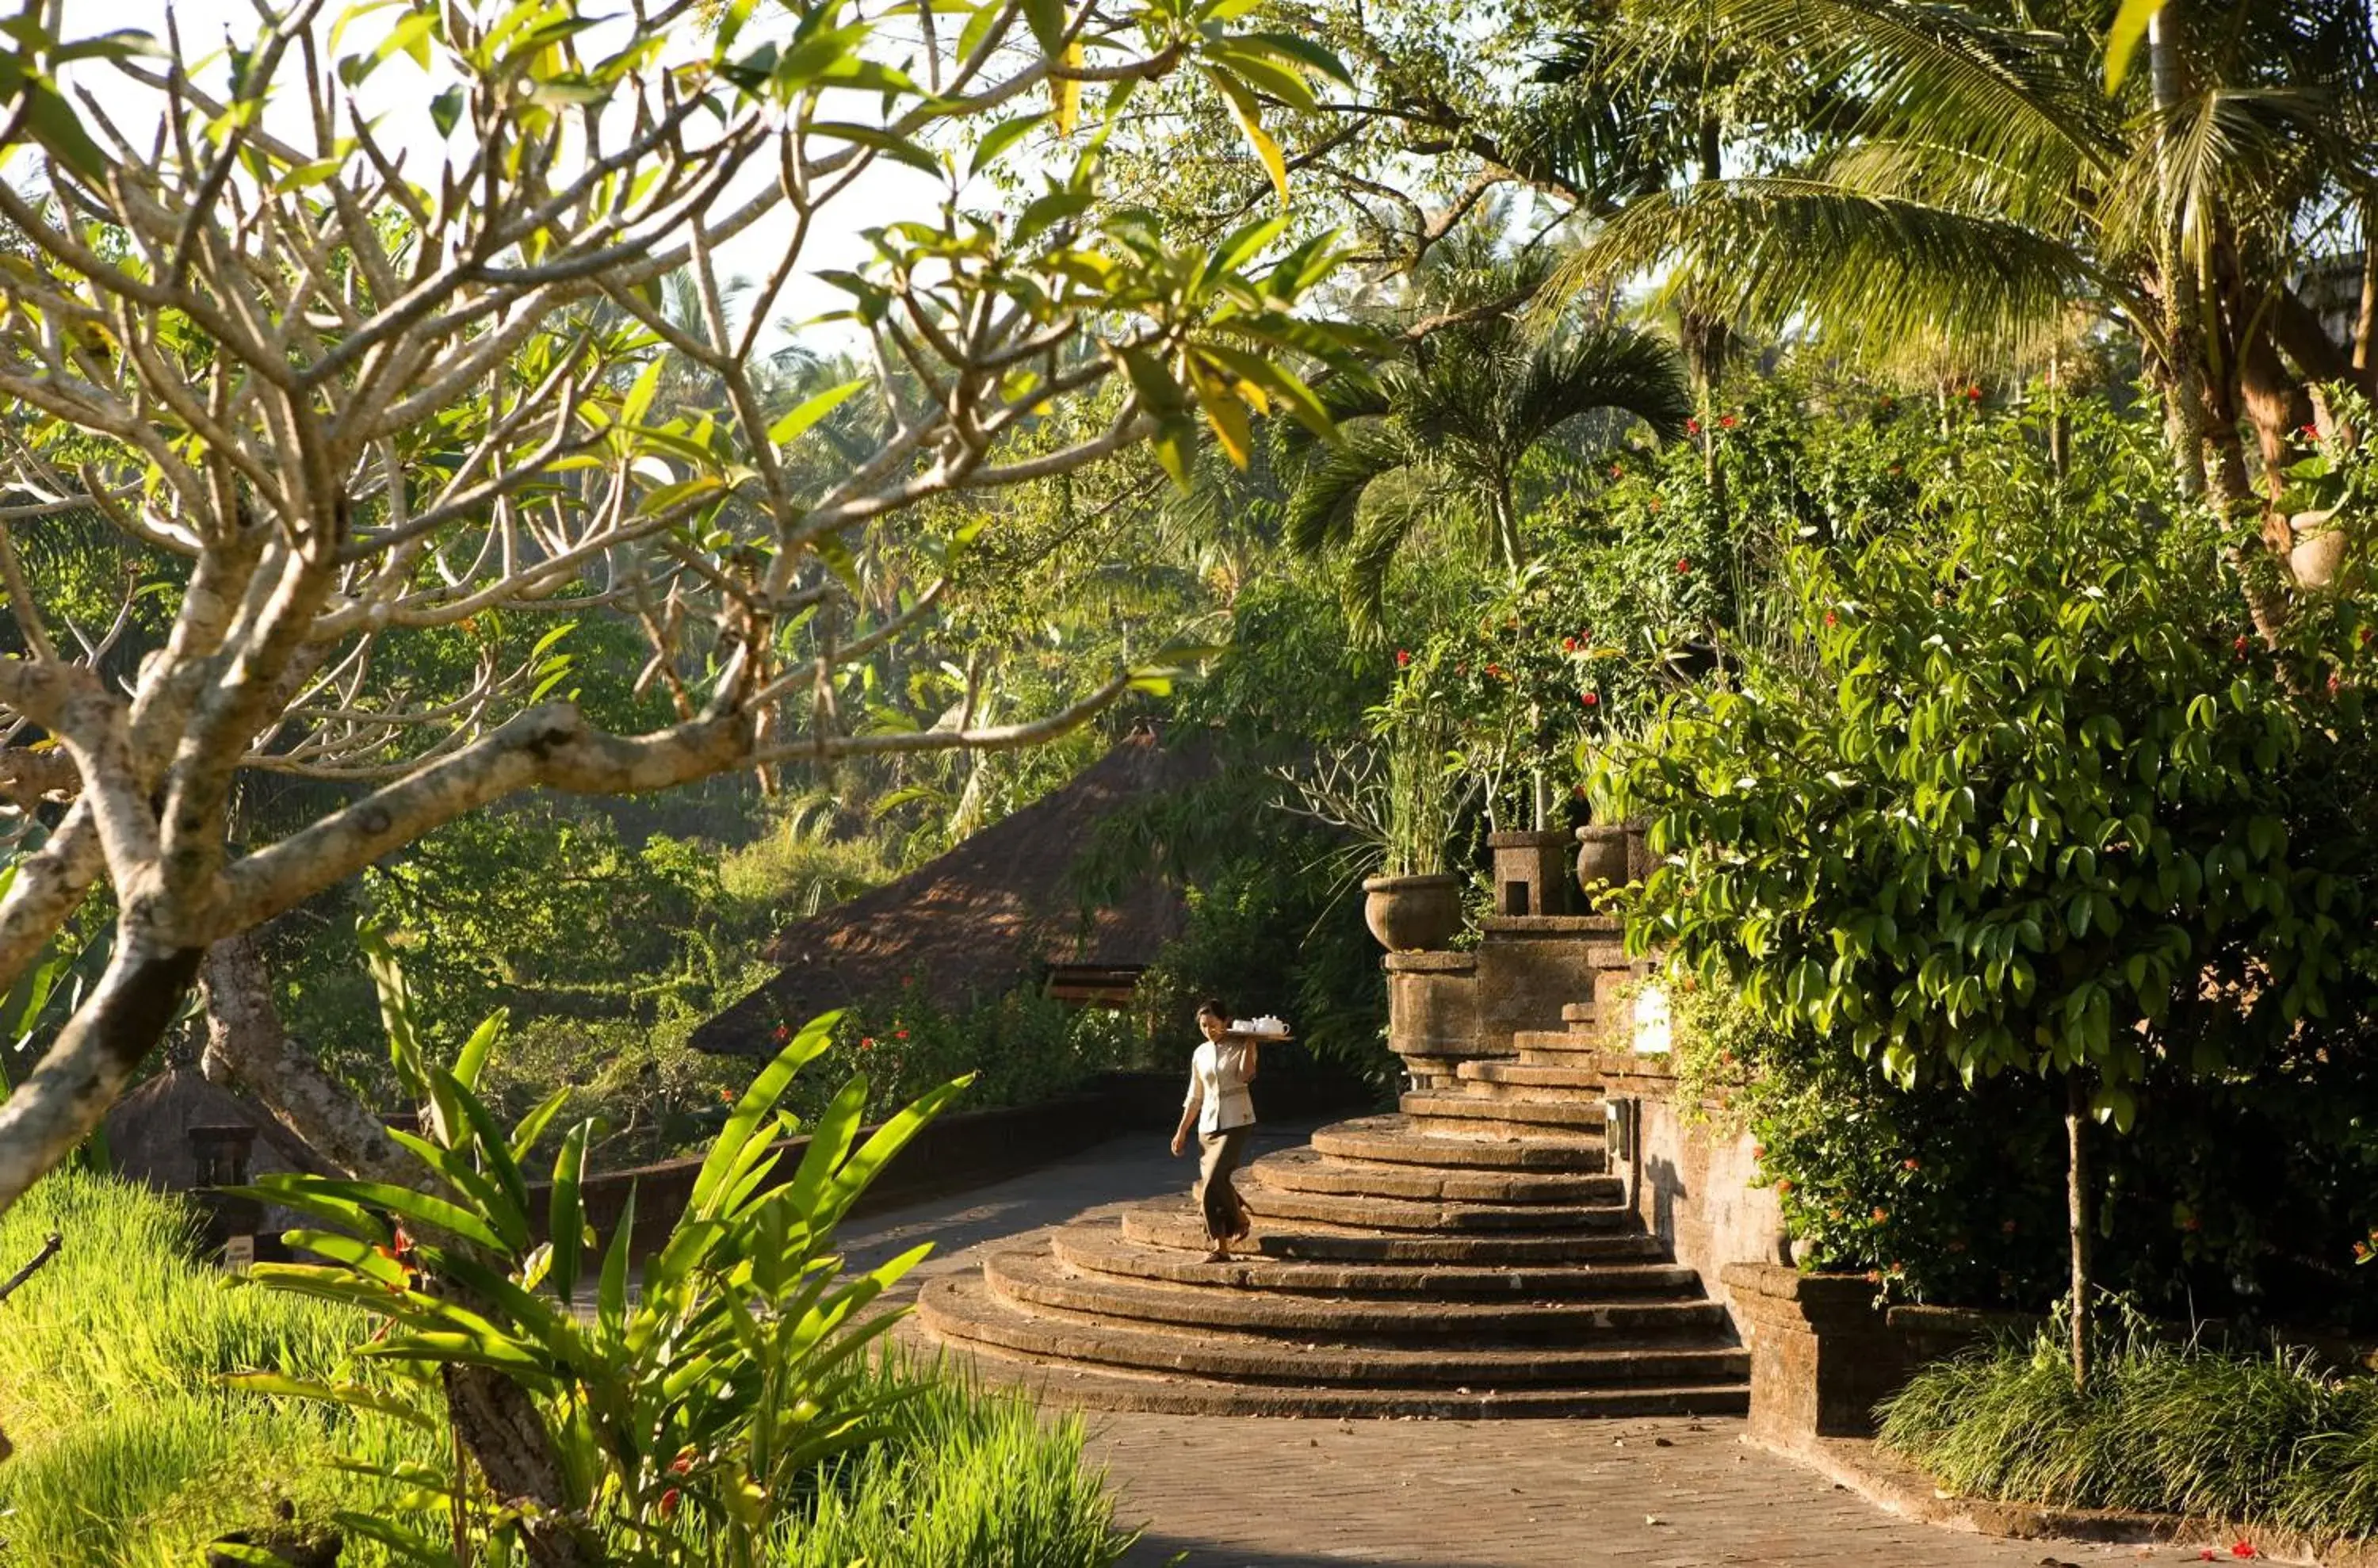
left=59, top=0, right=947, bottom=350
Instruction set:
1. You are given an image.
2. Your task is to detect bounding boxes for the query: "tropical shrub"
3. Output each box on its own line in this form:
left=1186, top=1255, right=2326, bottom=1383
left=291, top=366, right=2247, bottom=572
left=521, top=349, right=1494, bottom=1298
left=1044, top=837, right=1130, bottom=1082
left=235, top=933, right=973, bottom=1564
left=0, top=1172, right=1127, bottom=1568
left=1609, top=449, right=2378, bottom=1371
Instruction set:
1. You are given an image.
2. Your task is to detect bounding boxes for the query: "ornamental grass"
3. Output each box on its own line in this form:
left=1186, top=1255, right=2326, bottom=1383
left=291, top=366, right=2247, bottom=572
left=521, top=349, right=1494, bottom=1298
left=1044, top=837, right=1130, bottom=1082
left=1878, top=1329, right=2378, bottom=1547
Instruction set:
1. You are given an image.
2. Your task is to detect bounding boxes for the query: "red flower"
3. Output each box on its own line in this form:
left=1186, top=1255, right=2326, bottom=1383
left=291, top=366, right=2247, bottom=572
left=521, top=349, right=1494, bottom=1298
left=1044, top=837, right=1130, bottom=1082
left=1964, top=384, right=1982, bottom=401
left=2234, top=635, right=2250, bottom=659
left=1718, top=414, right=1736, bottom=429
left=2300, top=423, right=2319, bottom=440
left=895, top=1028, right=909, bottom=1041
left=771, top=1023, right=789, bottom=1043
left=659, top=1488, right=681, bottom=1519
left=1774, top=1177, right=1795, bottom=1195
left=717, top=1088, right=733, bottom=1104
left=1610, top=462, right=1624, bottom=478
left=1751, top=1144, right=1766, bottom=1161
left=1561, top=636, right=1577, bottom=652
left=2232, top=1542, right=2258, bottom=1559
left=2200, top=1551, right=2218, bottom=1562
left=670, top=1449, right=695, bottom=1475
left=1395, top=648, right=1411, bottom=667
left=1902, top=1158, right=1919, bottom=1172
left=2361, top=626, right=2374, bottom=646
left=1871, top=1207, right=1890, bottom=1223
left=859, top=1036, right=875, bottom=1050
left=1824, top=611, right=1838, bottom=627
left=1581, top=691, right=1600, bottom=707
left=1675, top=557, right=1692, bottom=575
left=1685, top=417, right=1702, bottom=435
left=1485, top=662, right=1503, bottom=679
left=2330, top=671, right=2344, bottom=695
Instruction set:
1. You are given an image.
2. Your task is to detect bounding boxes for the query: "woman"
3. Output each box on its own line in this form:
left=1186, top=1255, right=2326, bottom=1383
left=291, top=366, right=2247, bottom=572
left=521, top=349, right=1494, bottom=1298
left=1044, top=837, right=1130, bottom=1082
left=1171, top=998, right=1260, bottom=1261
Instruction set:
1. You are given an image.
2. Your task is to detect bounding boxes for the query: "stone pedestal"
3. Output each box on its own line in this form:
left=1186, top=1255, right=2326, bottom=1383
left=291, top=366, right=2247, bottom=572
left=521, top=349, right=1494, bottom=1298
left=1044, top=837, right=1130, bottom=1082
left=1722, top=1264, right=1913, bottom=1445
left=1488, top=830, right=1575, bottom=917
left=1386, top=950, right=1481, bottom=1087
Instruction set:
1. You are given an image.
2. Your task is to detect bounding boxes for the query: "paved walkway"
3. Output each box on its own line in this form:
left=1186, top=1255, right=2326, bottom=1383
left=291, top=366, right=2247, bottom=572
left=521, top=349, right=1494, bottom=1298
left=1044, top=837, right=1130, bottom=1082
left=840, top=1130, right=2269, bottom=1568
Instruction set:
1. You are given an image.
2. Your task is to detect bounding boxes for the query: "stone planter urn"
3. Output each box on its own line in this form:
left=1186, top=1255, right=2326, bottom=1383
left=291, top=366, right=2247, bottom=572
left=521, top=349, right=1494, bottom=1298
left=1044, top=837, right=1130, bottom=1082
left=1362, top=873, right=1463, bottom=952
left=1575, top=822, right=1631, bottom=894
left=2290, top=509, right=2351, bottom=590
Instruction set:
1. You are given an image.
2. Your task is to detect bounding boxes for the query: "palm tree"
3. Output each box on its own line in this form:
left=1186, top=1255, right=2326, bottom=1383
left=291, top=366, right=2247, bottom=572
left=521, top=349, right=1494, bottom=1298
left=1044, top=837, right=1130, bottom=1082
left=1281, top=254, right=1693, bottom=625
left=1559, top=0, right=2378, bottom=630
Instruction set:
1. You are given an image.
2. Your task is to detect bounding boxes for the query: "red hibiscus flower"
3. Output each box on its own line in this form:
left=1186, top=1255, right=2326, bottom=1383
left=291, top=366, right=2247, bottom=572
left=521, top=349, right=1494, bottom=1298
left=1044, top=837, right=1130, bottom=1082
left=1685, top=417, right=1701, bottom=435
left=895, top=1027, right=909, bottom=1040
left=1718, top=415, right=1736, bottom=429
left=2301, top=423, right=2319, bottom=440
left=1902, top=1157, right=1919, bottom=1172
left=1964, top=384, right=1982, bottom=401
left=1824, top=611, right=1838, bottom=627
left=1581, top=691, right=1600, bottom=707
left=1561, top=636, right=1577, bottom=652
left=2232, top=1542, right=2258, bottom=1559
left=1675, top=557, right=1692, bottom=574
left=1395, top=648, right=1411, bottom=667
left=2234, top=635, right=2250, bottom=658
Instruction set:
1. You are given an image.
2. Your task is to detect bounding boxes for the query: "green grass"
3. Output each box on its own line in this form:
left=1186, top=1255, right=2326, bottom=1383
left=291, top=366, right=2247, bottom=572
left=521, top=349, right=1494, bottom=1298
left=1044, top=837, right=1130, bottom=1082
left=1877, top=1329, right=2378, bottom=1547
left=0, top=1165, right=432, bottom=1566
left=0, top=1169, right=1131, bottom=1567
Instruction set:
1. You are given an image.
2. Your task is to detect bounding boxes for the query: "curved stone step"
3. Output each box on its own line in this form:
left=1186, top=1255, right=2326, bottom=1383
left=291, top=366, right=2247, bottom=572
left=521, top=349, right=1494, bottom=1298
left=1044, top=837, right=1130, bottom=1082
left=919, top=1273, right=1749, bottom=1388
left=1309, top=1115, right=1606, bottom=1172
left=1401, top=1091, right=1610, bottom=1130
left=1119, top=1205, right=1661, bottom=1264
left=904, top=1316, right=1749, bottom=1418
left=1446, top=1076, right=1605, bottom=1104
left=1239, top=1172, right=1628, bottom=1233
left=1458, top=1061, right=1605, bottom=1090
left=984, top=1243, right=1725, bottom=1342
left=1050, top=1221, right=1698, bottom=1298
left=1248, top=1146, right=1618, bottom=1205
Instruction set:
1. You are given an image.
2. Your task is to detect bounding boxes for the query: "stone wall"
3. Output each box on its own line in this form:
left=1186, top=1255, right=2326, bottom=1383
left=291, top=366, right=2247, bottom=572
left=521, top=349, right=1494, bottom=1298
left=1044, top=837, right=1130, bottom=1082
left=1596, top=1050, right=1789, bottom=1319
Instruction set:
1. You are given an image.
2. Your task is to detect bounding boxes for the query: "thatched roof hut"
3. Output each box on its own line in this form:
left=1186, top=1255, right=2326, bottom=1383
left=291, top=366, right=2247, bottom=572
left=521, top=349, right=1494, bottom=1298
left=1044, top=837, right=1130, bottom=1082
left=690, top=726, right=1214, bottom=1057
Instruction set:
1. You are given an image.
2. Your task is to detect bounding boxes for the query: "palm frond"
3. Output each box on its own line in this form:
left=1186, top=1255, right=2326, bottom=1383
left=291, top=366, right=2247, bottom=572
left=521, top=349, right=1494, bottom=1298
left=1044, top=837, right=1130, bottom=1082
left=1342, top=480, right=1456, bottom=637
left=1562, top=175, right=2103, bottom=370
left=1504, top=325, right=1694, bottom=449
left=1708, top=0, right=2117, bottom=189
left=1283, top=426, right=1408, bottom=555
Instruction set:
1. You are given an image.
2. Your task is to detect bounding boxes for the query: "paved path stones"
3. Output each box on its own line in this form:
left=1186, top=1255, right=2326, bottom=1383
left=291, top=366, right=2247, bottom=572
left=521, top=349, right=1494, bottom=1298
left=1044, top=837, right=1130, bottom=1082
left=843, top=1131, right=2247, bottom=1568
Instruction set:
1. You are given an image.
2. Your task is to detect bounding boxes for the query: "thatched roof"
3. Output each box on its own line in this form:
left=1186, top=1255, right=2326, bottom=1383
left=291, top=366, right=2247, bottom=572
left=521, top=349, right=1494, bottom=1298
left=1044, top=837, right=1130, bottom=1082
left=105, top=1066, right=331, bottom=1191
left=689, top=726, right=1215, bottom=1057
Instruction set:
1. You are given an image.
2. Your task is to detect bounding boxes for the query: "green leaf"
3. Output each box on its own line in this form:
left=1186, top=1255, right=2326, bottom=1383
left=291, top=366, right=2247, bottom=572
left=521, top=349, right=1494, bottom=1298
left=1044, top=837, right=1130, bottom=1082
left=767, top=378, right=866, bottom=446
left=690, top=1014, right=839, bottom=1218
left=2104, top=0, right=2166, bottom=90
left=549, top=1120, right=591, bottom=1308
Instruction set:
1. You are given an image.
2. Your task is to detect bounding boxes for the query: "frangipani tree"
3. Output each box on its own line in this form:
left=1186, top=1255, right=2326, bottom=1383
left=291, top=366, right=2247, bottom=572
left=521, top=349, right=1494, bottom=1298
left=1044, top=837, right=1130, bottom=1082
left=0, top=0, right=1361, bottom=1216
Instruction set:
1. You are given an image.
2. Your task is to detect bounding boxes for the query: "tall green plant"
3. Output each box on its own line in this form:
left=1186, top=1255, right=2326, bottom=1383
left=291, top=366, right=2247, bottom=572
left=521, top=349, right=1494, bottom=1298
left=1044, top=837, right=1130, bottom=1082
left=1610, top=491, right=2377, bottom=1384
left=232, top=936, right=969, bottom=1566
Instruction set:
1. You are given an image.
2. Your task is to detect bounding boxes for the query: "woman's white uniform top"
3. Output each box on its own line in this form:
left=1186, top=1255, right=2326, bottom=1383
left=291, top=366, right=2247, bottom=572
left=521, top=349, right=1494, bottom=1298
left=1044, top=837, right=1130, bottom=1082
left=1183, top=1039, right=1256, bottom=1137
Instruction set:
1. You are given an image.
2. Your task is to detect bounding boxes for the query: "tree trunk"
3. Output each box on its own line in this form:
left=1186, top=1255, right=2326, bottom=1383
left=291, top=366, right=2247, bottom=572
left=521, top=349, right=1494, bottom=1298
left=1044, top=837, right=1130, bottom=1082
left=2066, top=1070, right=2093, bottom=1391
left=0, top=926, right=204, bottom=1214
left=201, top=931, right=597, bottom=1566
left=200, top=932, right=415, bottom=1185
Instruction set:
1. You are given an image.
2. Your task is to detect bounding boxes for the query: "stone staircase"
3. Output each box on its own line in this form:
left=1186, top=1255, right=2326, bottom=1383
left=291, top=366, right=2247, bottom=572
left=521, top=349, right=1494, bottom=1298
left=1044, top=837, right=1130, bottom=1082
left=916, top=956, right=1752, bottom=1417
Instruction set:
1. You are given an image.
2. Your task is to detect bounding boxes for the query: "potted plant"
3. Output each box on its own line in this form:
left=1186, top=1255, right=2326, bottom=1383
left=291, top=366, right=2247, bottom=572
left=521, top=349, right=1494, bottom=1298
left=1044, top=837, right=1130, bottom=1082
left=1359, top=705, right=1467, bottom=951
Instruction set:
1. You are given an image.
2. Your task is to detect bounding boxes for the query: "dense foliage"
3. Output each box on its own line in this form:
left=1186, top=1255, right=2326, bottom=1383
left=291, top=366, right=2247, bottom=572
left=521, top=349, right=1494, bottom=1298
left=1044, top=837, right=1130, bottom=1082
left=0, top=1169, right=1122, bottom=1567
